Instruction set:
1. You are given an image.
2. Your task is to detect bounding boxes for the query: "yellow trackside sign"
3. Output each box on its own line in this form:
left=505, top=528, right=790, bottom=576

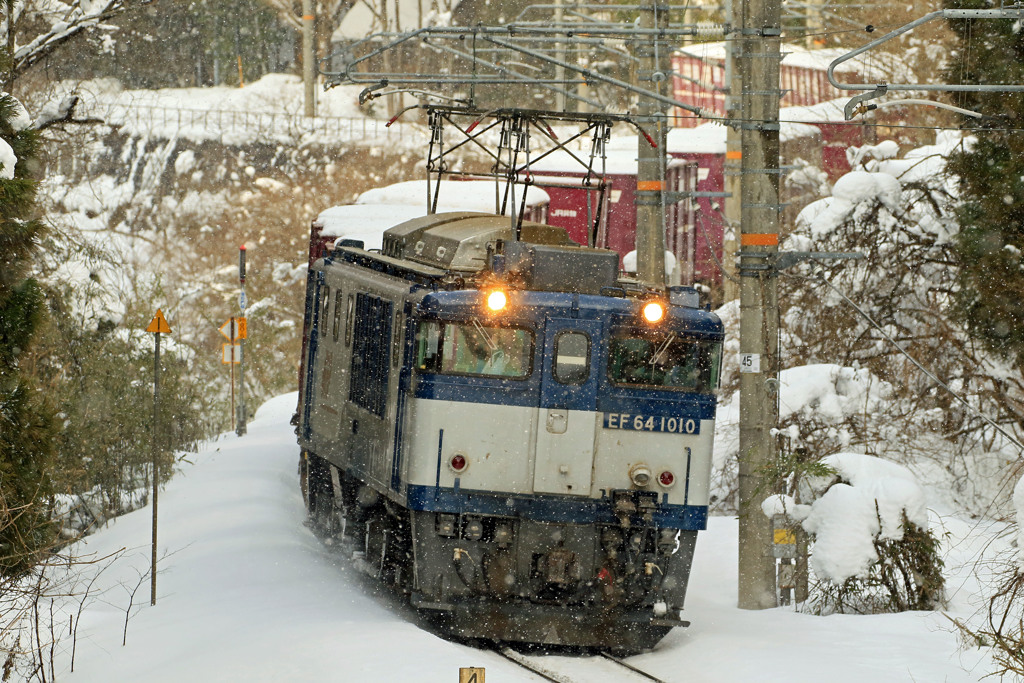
left=146, top=309, right=172, bottom=334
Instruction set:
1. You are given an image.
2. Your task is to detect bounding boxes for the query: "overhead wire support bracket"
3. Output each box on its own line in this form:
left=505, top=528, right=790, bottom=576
left=323, top=23, right=727, bottom=119
left=736, top=251, right=864, bottom=276
left=827, top=6, right=1024, bottom=120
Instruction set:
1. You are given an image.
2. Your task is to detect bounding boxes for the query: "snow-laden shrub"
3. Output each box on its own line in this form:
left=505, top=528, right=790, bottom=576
left=764, top=453, right=945, bottom=614
left=712, top=364, right=893, bottom=513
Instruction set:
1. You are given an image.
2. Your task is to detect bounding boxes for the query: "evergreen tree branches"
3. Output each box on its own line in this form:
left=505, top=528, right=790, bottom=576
left=942, top=0, right=1024, bottom=376
left=0, top=87, right=57, bottom=576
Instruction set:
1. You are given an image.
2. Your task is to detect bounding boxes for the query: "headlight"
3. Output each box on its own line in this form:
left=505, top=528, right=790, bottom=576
left=485, top=289, right=508, bottom=312
left=630, top=464, right=652, bottom=488
left=642, top=300, right=665, bottom=323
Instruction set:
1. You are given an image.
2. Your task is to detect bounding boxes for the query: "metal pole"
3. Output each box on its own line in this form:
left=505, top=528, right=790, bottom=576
left=635, top=1, right=668, bottom=290
left=736, top=0, right=782, bottom=610
left=229, top=324, right=235, bottom=432
left=302, top=0, right=317, bottom=117
left=237, top=247, right=248, bottom=436
left=151, top=330, right=160, bottom=606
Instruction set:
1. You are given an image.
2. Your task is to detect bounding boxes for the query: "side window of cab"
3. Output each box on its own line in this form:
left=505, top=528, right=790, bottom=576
left=553, top=331, right=590, bottom=385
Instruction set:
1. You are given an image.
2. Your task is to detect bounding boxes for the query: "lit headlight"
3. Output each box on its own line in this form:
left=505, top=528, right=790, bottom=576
left=485, top=289, right=508, bottom=312
left=642, top=301, right=665, bottom=323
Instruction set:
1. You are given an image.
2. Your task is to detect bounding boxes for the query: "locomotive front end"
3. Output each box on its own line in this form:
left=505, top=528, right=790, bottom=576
left=398, top=235, right=723, bottom=651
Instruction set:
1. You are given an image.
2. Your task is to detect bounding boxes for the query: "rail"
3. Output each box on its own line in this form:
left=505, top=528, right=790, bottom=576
left=494, top=646, right=669, bottom=683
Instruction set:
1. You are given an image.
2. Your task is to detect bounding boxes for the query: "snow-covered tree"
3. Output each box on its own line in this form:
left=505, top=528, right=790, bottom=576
left=942, top=0, right=1024, bottom=413
left=1, top=0, right=149, bottom=90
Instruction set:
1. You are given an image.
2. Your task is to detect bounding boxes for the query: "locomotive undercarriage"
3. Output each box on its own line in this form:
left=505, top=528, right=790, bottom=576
left=303, top=452, right=696, bottom=652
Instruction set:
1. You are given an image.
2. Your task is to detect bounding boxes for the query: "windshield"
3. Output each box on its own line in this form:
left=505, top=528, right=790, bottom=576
left=608, top=331, right=721, bottom=392
left=415, top=320, right=533, bottom=379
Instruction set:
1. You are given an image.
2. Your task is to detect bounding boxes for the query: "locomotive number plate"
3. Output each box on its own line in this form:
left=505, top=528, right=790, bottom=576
left=602, top=412, right=701, bottom=434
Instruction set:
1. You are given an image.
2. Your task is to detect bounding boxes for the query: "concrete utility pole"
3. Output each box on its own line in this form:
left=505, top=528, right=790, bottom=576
left=554, top=0, right=566, bottom=112
left=302, top=0, right=317, bottom=117
left=722, top=0, right=742, bottom=304
left=736, top=0, right=782, bottom=609
left=634, top=2, right=669, bottom=290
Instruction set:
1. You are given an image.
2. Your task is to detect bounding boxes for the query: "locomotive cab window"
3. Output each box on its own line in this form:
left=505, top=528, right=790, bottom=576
left=416, top=320, right=532, bottom=379
left=608, top=331, right=721, bottom=393
left=553, top=331, right=590, bottom=385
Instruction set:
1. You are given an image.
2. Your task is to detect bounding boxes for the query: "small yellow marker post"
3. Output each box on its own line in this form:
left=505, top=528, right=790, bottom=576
left=772, top=514, right=798, bottom=606
left=459, top=668, right=485, bottom=683
left=145, top=309, right=172, bottom=606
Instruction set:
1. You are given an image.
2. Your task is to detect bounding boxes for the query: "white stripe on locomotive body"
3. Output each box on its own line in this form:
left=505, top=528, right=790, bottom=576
left=403, top=399, right=538, bottom=494
left=402, top=398, right=715, bottom=508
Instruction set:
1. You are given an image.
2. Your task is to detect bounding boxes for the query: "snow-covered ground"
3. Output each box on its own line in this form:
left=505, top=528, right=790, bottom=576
left=50, top=393, right=998, bottom=682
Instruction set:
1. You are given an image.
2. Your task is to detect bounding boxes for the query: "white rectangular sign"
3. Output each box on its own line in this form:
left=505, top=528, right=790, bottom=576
left=222, top=343, right=241, bottom=364
left=739, top=353, right=761, bottom=373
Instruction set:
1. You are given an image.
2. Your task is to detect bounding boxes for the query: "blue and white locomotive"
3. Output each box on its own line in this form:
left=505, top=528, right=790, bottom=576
left=297, top=211, right=723, bottom=651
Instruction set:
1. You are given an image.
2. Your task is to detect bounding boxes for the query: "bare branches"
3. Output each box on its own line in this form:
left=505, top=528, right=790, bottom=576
left=3, top=0, right=150, bottom=89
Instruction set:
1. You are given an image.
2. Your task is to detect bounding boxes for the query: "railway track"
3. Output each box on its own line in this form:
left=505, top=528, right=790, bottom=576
left=494, top=647, right=668, bottom=683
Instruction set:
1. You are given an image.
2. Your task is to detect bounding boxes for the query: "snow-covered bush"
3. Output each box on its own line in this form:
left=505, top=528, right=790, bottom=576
left=713, top=363, right=894, bottom=513
left=764, top=453, right=945, bottom=614
left=775, top=132, right=1023, bottom=514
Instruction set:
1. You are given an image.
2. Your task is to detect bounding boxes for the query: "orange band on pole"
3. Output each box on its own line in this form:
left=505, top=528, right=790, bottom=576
left=741, top=233, right=779, bottom=246
left=637, top=180, right=663, bottom=191
left=726, top=150, right=742, bottom=160
left=303, top=14, right=315, bottom=20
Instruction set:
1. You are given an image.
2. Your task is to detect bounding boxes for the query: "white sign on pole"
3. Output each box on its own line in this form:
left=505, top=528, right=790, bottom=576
left=222, top=343, right=242, bottom=364
left=739, top=353, right=761, bottom=373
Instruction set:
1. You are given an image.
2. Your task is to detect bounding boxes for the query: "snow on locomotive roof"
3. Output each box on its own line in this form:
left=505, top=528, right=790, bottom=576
left=316, top=203, right=427, bottom=250
left=527, top=147, right=642, bottom=175
left=356, top=179, right=550, bottom=213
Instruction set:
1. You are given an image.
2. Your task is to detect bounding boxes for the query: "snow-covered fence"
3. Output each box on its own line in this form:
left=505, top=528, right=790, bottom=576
left=77, top=101, right=412, bottom=146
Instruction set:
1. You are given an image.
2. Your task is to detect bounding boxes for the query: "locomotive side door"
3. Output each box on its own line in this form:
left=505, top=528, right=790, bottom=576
left=533, top=318, right=602, bottom=496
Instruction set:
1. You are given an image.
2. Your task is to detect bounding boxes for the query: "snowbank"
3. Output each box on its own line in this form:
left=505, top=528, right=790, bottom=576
left=778, top=364, right=892, bottom=423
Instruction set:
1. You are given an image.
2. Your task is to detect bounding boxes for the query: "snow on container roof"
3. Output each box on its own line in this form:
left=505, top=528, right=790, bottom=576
left=316, top=203, right=429, bottom=250
left=357, top=179, right=549, bottom=213
left=664, top=120, right=819, bottom=155
left=780, top=98, right=850, bottom=123
left=674, top=42, right=899, bottom=81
